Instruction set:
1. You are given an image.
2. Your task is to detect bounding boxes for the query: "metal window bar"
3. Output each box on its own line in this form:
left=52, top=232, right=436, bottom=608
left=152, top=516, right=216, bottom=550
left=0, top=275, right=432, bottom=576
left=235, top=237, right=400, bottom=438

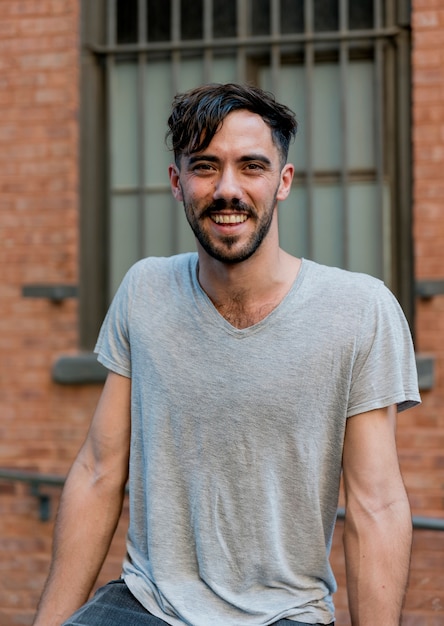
left=339, top=0, right=349, bottom=270
left=304, top=0, right=315, bottom=261
left=203, top=0, right=213, bottom=83
left=270, top=0, right=281, bottom=95
left=106, top=0, right=117, bottom=296
left=374, top=0, right=385, bottom=279
left=136, top=0, right=147, bottom=261
left=236, top=0, right=248, bottom=82
left=170, top=0, right=181, bottom=118
left=170, top=0, right=182, bottom=252
left=89, top=28, right=405, bottom=55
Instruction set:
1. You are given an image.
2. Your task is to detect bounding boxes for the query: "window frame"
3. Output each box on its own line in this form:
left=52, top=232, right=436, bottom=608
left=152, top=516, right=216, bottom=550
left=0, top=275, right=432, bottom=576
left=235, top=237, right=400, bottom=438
left=79, top=0, right=414, bottom=350
left=80, top=1, right=109, bottom=348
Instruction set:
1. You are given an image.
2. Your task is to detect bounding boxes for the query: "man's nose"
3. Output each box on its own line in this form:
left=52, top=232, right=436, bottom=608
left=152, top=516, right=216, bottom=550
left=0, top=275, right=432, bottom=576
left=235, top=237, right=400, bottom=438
left=213, top=168, right=242, bottom=202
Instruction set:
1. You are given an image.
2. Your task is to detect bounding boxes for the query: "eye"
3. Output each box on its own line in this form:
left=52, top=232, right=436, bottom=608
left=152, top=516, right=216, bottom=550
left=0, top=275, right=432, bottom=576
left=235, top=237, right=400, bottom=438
left=191, top=162, right=215, bottom=174
left=244, top=162, right=265, bottom=172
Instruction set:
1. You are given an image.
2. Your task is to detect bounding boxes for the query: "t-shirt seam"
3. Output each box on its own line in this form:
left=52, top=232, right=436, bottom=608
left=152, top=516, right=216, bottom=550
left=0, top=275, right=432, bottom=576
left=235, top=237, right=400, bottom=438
left=347, top=390, right=421, bottom=417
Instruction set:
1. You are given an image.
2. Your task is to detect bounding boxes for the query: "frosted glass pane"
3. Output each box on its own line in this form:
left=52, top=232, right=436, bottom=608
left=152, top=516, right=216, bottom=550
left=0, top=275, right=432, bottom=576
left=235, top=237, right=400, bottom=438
left=258, top=68, right=272, bottom=93
left=381, top=183, right=391, bottom=283
left=144, top=192, right=174, bottom=256
left=110, top=64, right=138, bottom=187
left=348, top=182, right=387, bottom=279
left=261, top=62, right=375, bottom=172
left=211, top=57, right=237, bottom=83
left=176, top=56, right=237, bottom=99
left=259, top=65, right=306, bottom=171
left=110, top=195, right=140, bottom=297
left=312, top=64, right=341, bottom=170
left=278, top=187, right=309, bottom=258
left=312, top=185, right=343, bottom=267
left=177, top=58, right=204, bottom=92
left=279, top=66, right=306, bottom=171
left=281, top=183, right=388, bottom=279
left=347, top=62, right=375, bottom=169
left=259, top=65, right=308, bottom=171
left=145, top=61, right=173, bottom=185
left=260, top=63, right=342, bottom=170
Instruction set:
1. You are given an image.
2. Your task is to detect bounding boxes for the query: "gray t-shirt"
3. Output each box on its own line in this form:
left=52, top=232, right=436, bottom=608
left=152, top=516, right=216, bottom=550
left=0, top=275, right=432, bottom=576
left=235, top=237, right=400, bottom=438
left=95, top=253, right=420, bottom=626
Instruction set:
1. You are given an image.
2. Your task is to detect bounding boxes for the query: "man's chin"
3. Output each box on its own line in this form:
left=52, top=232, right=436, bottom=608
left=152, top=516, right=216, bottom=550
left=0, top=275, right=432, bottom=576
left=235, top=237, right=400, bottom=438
left=200, top=243, right=259, bottom=265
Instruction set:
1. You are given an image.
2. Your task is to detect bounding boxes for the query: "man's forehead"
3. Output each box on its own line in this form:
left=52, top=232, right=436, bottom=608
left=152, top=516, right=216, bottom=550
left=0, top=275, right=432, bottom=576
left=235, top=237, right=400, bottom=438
left=194, top=112, right=275, bottom=150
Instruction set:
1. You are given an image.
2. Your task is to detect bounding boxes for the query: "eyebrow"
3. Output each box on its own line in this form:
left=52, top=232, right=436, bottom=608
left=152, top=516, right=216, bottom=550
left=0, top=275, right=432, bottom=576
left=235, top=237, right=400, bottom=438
left=239, top=154, right=272, bottom=166
left=187, top=154, right=273, bottom=166
left=187, top=155, right=219, bottom=165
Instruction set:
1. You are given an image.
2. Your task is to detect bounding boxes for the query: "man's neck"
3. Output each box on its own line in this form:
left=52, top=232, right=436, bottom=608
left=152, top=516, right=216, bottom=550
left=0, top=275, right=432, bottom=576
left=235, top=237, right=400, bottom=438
left=196, top=248, right=301, bottom=329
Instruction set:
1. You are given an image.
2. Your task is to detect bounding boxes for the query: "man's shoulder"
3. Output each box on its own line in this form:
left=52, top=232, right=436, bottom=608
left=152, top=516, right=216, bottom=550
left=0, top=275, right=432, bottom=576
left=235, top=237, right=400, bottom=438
left=132, top=251, right=196, bottom=270
left=303, top=259, right=384, bottom=294
left=128, top=252, right=197, bottom=279
left=300, top=259, right=392, bottom=318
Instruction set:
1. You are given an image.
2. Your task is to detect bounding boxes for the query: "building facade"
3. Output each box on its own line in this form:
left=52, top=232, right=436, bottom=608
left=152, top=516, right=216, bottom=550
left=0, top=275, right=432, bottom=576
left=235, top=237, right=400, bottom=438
left=0, top=0, right=443, bottom=624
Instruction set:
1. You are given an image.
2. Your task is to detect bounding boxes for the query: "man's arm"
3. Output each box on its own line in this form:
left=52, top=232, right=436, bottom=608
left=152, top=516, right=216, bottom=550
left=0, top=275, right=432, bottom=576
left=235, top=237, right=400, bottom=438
left=33, top=371, right=131, bottom=626
left=342, top=405, right=412, bottom=626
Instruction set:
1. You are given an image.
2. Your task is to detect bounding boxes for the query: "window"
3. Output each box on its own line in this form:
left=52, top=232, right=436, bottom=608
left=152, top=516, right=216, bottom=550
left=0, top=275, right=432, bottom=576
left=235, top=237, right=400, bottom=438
left=80, top=0, right=413, bottom=348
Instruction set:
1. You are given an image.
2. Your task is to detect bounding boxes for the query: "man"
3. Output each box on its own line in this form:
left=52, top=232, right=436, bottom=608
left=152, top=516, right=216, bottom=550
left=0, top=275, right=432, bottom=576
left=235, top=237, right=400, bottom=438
left=33, top=83, right=420, bottom=626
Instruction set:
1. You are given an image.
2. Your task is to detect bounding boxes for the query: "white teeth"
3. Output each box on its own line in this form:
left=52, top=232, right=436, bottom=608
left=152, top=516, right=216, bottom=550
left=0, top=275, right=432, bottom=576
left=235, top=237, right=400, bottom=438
left=211, top=214, right=248, bottom=224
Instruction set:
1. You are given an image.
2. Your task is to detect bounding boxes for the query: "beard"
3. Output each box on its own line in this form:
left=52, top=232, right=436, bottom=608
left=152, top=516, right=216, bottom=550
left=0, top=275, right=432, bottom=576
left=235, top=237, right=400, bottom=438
left=182, top=193, right=278, bottom=265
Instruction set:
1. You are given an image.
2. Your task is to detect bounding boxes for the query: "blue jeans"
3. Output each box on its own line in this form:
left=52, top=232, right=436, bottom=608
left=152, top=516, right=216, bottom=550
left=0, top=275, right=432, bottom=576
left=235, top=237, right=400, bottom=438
left=62, top=579, right=331, bottom=626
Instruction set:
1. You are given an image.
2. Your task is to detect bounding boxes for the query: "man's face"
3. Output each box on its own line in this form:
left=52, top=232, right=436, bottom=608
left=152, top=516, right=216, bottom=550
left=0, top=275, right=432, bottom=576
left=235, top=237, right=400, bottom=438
left=169, top=110, right=294, bottom=264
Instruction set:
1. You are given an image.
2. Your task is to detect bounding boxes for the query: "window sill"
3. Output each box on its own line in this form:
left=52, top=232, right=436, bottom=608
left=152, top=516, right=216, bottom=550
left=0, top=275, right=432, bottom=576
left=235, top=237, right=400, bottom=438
left=52, top=353, right=107, bottom=385
left=415, top=353, right=434, bottom=391
left=52, top=352, right=435, bottom=391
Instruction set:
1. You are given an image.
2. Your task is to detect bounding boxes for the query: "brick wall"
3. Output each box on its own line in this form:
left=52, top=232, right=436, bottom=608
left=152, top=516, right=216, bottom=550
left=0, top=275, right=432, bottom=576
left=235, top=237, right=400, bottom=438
left=0, top=1, right=101, bottom=623
left=331, top=2, right=444, bottom=623
left=399, top=1, right=444, bottom=621
left=405, top=0, right=444, bottom=620
left=0, top=0, right=443, bottom=624
left=0, top=0, right=82, bottom=459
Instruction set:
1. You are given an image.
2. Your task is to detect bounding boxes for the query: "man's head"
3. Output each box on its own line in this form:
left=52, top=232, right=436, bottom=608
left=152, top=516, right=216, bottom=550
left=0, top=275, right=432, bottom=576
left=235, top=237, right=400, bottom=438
left=166, top=83, right=297, bottom=168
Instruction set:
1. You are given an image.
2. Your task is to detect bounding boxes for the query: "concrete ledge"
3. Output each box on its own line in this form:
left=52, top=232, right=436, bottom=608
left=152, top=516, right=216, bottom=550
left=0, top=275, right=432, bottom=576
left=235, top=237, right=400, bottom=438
left=22, top=284, right=78, bottom=303
left=52, top=353, right=107, bottom=384
left=416, top=353, right=435, bottom=391
left=416, top=279, right=444, bottom=299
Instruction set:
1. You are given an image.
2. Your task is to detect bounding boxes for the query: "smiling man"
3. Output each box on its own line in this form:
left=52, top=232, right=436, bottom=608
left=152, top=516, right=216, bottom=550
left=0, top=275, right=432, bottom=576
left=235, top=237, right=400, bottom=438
left=33, top=83, right=420, bottom=626
left=169, top=108, right=292, bottom=267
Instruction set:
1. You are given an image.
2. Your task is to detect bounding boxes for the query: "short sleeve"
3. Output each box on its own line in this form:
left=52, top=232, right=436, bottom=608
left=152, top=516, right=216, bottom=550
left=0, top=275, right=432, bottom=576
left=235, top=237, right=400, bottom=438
left=93, top=265, right=138, bottom=378
left=347, top=283, right=421, bottom=417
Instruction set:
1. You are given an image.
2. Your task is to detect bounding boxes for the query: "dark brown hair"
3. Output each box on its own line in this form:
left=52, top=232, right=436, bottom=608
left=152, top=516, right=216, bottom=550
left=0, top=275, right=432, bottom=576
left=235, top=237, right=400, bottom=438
left=166, top=83, right=297, bottom=166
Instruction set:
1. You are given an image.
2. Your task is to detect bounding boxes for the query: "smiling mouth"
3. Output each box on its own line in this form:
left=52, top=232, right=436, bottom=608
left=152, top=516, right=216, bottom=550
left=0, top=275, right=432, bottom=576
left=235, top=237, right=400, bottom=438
left=210, top=214, right=248, bottom=224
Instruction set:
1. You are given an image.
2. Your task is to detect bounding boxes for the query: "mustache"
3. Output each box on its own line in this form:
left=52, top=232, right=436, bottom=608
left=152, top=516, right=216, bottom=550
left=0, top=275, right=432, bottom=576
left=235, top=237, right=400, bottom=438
left=204, top=198, right=256, bottom=215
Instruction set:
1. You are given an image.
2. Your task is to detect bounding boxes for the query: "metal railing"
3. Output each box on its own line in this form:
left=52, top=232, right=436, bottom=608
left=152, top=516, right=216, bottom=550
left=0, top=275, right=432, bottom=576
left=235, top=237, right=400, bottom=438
left=0, top=468, right=66, bottom=521
left=1, top=468, right=443, bottom=530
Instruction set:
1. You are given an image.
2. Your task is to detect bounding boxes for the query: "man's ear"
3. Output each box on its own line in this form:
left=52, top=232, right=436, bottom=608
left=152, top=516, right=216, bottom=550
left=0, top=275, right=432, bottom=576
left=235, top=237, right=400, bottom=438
left=169, top=163, right=183, bottom=201
left=276, top=163, right=294, bottom=202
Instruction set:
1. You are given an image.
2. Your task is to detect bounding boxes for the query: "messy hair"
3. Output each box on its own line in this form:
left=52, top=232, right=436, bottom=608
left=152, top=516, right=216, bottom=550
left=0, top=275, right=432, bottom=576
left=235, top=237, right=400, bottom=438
left=166, top=83, right=298, bottom=167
